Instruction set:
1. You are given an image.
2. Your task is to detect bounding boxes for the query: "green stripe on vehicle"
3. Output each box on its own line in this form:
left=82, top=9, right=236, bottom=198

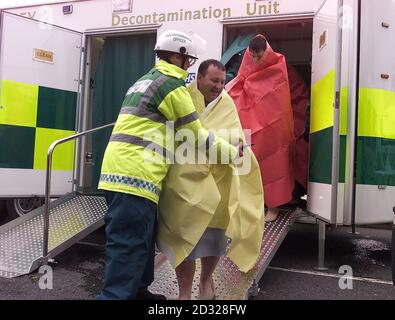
left=36, top=86, right=77, bottom=131
left=309, top=127, right=333, bottom=184
left=356, top=136, right=395, bottom=186
left=0, top=124, right=35, bottom=169
left=339, top=135, right=347, bottom=183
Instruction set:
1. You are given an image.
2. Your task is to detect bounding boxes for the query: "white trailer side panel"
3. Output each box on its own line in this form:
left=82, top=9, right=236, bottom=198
left=0, top=13, right=82, bottom=196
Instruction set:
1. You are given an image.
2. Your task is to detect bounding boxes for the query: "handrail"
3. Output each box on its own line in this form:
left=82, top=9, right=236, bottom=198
left=42, top=122, right=115, bottom=261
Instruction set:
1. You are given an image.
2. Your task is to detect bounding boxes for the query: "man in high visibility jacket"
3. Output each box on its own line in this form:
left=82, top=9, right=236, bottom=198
left=96, top=30, right=242, bottom=300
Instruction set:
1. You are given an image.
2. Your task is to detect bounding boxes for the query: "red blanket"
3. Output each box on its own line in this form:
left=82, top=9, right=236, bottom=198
left=287, top=66, right=309, bottom=189
left=226, top=46, right=295, bottom=208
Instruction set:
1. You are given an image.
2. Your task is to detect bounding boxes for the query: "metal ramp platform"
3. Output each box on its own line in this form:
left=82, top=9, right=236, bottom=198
left=0, top=193, right=106, bottom=278
left=150, top=209, right=301, bottom=300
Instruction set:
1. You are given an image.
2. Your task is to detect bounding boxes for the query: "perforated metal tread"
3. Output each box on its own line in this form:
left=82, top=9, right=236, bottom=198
left=150, top=210, right=298, bottom=300
left=0, top=194, right=107, bottom=278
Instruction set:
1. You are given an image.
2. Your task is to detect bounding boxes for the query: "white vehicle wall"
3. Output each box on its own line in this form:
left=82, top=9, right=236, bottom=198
left=0, top=0, right=394, bottom=226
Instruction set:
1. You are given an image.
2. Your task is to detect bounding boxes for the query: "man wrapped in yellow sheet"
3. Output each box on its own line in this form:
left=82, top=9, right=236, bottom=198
left=157, top=60, right=264, bottom=300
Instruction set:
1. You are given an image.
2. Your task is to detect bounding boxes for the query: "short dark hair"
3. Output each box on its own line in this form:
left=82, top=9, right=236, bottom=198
left=155, top=50, right=175, bottom=63
left=198, top=59, right=226, bottom=76
left=249, top=35, right=267, bottom=53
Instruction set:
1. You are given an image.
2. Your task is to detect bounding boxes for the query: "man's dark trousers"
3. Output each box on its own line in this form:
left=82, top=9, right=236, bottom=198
left=97, top=191, right=157, bottom=300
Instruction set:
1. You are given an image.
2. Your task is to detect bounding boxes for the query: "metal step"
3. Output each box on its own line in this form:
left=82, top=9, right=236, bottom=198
left=150, top=209, right=300, bottom=300
left=0, top=193, right=106, bottom=278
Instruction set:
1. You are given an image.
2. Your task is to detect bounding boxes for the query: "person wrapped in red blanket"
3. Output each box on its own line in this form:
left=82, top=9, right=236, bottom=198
left=287, top=65, right=309, bottom=197
left=226, top=35, right=295, bottom=222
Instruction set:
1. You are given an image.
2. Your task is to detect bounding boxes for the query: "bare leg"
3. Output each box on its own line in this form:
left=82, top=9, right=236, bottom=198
left=199, top=256, right=219, bottom=299
left=175, top=259, right=195, bottom=300
left=266, top=207, right=279, bottom=222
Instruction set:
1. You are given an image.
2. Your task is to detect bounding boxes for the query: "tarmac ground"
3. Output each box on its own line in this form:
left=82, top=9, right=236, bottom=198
left=1, top=206, right=394, bottom=301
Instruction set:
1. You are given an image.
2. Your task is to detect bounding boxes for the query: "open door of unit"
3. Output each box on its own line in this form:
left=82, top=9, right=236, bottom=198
left=307, top=0, right=342, bottom=223
left=0, top=12, right=83, bottom=197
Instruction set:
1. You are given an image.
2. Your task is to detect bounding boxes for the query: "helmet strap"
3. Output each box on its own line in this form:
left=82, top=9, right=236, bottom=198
left=181, top=55, right=188, bottom=70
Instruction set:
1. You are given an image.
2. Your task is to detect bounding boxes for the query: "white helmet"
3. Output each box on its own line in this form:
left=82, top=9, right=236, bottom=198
left=154, top=30, right=199, bottom=59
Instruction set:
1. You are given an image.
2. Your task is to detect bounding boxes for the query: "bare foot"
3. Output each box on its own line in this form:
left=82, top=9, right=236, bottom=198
left=265, top=207, right=279, bottom=222
left=198, top=278, right=215, bottom=300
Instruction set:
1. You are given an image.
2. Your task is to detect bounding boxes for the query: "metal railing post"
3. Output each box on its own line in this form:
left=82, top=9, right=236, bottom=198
left=314, top=220, right=329, bottom=271
left=42, top=123, right=114, bottom=261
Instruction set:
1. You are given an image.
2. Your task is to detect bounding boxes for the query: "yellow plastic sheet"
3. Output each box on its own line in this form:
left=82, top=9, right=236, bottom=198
left=157, top=83, right=264, bottom=272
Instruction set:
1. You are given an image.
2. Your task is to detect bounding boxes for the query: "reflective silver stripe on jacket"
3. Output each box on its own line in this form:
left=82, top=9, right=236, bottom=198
left=136, top=74, right=170, bottom=110
left=119, top=106, right=167, bottom=124
left=121, top=75, right=171, bottom=124
left=174, top=111, right=199, bottom=129
left=109, top=133, right=174, bottom=161
left=126, top=79, right=153, bottom=96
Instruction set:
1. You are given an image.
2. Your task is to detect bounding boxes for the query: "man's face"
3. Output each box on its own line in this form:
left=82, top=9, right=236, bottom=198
left=250, top=49, right=265, bottom=64
left=197, top=65, right=226, bottom=104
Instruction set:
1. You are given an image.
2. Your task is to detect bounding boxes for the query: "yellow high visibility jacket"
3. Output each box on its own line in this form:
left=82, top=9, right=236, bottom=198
left=157, top=82, right=265, bottom=272
left=98, top=61, right=238, bottom=203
